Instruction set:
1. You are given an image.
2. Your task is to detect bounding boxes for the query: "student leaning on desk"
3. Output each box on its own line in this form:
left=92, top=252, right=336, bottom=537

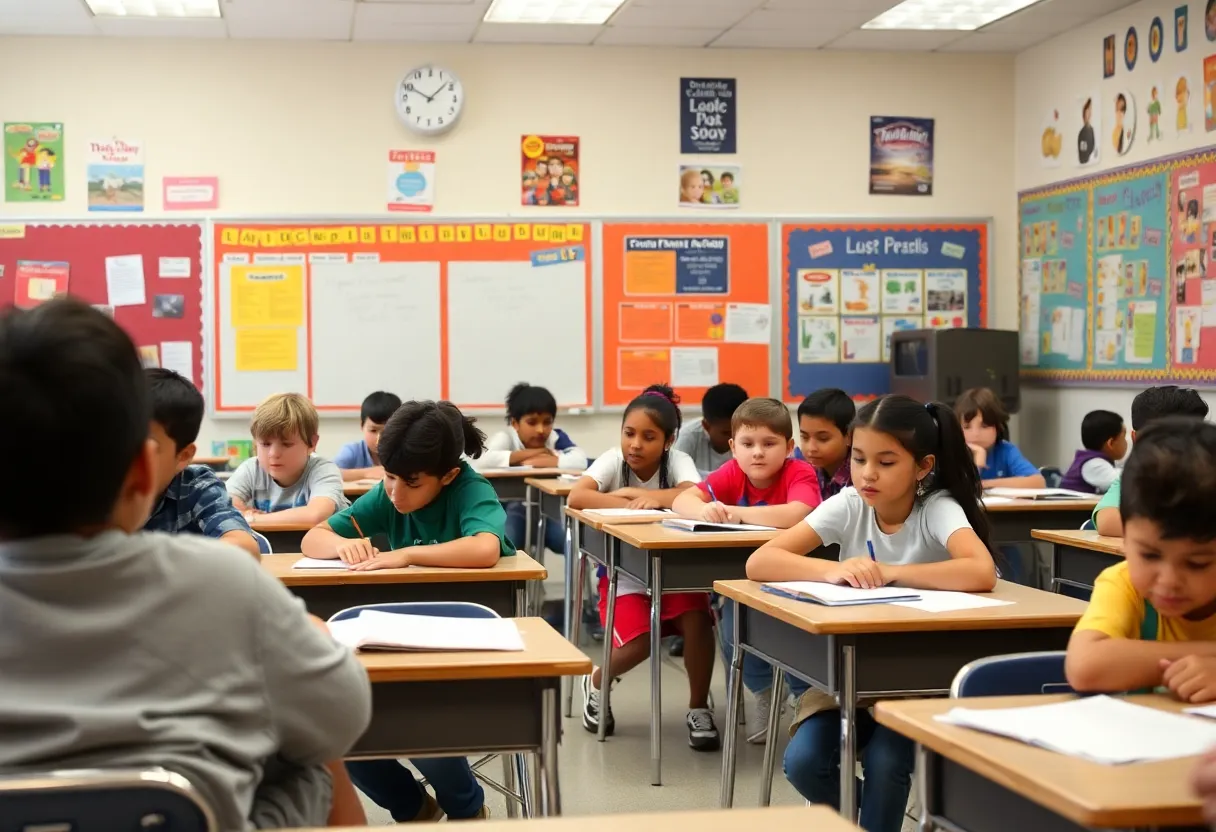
left=333, top=389, right=401, bottom=482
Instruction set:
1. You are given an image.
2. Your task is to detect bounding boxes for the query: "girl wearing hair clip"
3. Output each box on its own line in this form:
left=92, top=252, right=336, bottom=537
left=746, top=394, right=997, bottom=832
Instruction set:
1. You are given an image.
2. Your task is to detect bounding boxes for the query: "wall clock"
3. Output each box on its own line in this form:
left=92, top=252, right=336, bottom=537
left=396, top=65, right=464, bottom=136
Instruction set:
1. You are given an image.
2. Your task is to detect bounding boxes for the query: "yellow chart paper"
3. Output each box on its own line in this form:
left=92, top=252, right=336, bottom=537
left=235, top=328, right=298, bottom=372
left=231, top=264, right=304, bottom=328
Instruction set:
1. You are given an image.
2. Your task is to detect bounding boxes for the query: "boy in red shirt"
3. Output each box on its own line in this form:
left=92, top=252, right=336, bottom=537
left=673, top=396, right=821, bottom=741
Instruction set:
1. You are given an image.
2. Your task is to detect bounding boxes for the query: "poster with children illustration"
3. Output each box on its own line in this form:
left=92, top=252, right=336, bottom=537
left=521, top=135, right=579, bottom=207
left=4, top=123, right=64, bottom=203
left=678, top=165, right=740, bottom=209
left=87, top=137, right=144, bottom=212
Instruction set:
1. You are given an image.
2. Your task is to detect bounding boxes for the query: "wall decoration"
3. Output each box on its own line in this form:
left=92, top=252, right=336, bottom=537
left=1206, top=56, right=1216, bottom=132
left=1112, top=90, right=1136, bottom=156
left=1151, top=16, right=1165, bottom=61
left=1077, top=93, right=1100, bottom=167
left=87, top=137, right=144, bottom=212
left=868, top=116, right=934, bottom=196
left=520, top=135, right=579, bottom=207
left=1104, top=34, right=1117, bottom=78
left=163, top=176, right=218, bottom=211
left=680, top=78, right=736, bottom=155
left=1177, top=74, right=1194, bottom=134
left=678, top=165, right=740, bottom=208
left=4, top=123, right=63, bottom=203
left=1125, top=26, right=1139, bottom=71
left=1207, top=0, right=1216, bottom=41
left=1177, top=5, right=1189, bottom=52
left=1041, top=108, right=1063, bottom=167
left=1147, top=82, right=1165, bottom=143
left=386, top=150, right=435, bottom=213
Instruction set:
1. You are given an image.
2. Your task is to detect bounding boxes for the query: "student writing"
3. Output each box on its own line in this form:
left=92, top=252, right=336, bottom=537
left=1059, top=409, right=1127, bottom=494
left=334, top=390, right=401, bottom=482
left=672, top=382, right=749, bottom=475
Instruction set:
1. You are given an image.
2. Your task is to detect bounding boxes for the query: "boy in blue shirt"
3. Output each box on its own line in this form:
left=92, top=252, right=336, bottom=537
left=955, top=387, right=1045, bottom=488
left=334, top=390, right=401, bottom=482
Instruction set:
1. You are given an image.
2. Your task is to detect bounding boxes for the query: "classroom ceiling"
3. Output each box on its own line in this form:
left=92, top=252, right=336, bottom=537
left=3, top=0, right=1138, bottom=51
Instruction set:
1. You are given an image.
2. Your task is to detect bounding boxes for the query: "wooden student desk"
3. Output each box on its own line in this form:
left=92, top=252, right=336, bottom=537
left=262, top=552, right=546, bottom=619
left=714, top=579, right=1087, bottom=821
left=526, top=477, right=577, bottom=630
left=876, top=694, right=1204, bottom=831
left=1030, top=529, right=1123, bottom=594
left=352, top=618, right=590, bottom=818
left=343, top=479, right=379, bottom=499
left=248, top=519, right=314, bottom=553
left=984, top=498, right=1097, bottom=548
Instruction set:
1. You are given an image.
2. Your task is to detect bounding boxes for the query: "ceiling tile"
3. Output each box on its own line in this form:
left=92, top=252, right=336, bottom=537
left=824, top=28, right=965, bottom=50
left=353, top=0, right=488, bottom=25
left=761, top=0, right=898, bottom=11
left=0, top=0, right=98, bottom=35
left=353, top=20, right=477, bottom=40
left=224, top=0, right=355, bottom=39
left=596, top=25, right=722, bottom=46
left=608, top=5, right=747, bottom=28
left=628, top=0, right=761, bottom=7
left=733, top=9, right=873, bottom=30
left=473, top=21, right=601, bottom=43
left=94, top=16, right=229, bottom=36
left=935, top=31, right=1044, bottom=51
left=711, top=26, right=835, bottom=48
left=982, top=4, right=1104, bottom=35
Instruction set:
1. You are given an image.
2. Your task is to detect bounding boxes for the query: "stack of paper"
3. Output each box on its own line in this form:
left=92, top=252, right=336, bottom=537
left=937, top=695, right=1216, bottom=764
left=981, top=496, right=1015, bottom=506
left=329, top=610, right=525, bottom=653
left=762, top=581, right=921, bottom=607
left=582, top=508, right=670, bottom=518
left=292, top=557, right=349, bottom=570
left=984, top=487, right=1095, bottom=501
left=891, top=588, right=1014, bottom=613
left=661, top=518, right=776, bottom=533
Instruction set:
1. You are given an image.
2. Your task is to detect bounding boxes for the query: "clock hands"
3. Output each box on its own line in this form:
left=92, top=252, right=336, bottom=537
left=409, top=84, right=446, bottom=104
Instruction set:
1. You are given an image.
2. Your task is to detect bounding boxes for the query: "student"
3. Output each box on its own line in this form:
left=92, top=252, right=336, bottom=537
left=227, top=392, right=349, bottom=528
left=673, top=397, right=821, bottom=743
left=796, top=387, right=856, bottom=500
left=747, top=395, right=997, bottom=832
left=567, top=384, right=718, bottom=749
left=1066, top=419, right=1216, bottom=698
left=141, top=368, right=261, bottom=558
left=673, top=382, right=749, bottom=475
left=955, top=387, right=1046, bottom=489
left=1093, top=385, right=1209, bottom=536
left=302, top=399, right=513, bottom=821
left=0, top=299, right=371, bottom=830
left=1059, top=410, right=1127, bottom=494
left=334, top=390, right=401, bottom=482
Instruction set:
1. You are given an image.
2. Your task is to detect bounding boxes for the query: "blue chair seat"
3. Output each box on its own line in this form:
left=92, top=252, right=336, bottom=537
left=950, top=651, right=1072, bottom=698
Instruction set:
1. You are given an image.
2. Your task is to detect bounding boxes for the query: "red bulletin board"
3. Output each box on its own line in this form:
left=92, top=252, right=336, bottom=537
left=0, top=222, right=204, bottom=386
left=601, top=222, right=771, bottom=406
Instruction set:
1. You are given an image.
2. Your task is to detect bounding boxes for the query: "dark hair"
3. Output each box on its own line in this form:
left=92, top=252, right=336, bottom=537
left=1130, top=385, right=1208, bottom=431
left=702, top=382, right=749, bottom=423
left=379, top=400, right=485, bottom=483
left=731, top=397, right=793, bottom=440
left=700, top=169, right=715, bottom=184
left=1116, top=93, right=1127, bottom=111
left=1121, top=418, right=1216, bottom=542
left=146, top=367, right=203, bottom=452
left=721, top=172, right=734, bottom=183
left=854, top=395, right=993, bottom=554
left=0, top=299, right=149, bottom=538
left=1081, top=410, right=1124, bottom=451
left=361, top=391, right=401, bottom=426
left=954, top=387, right=1010, bottom=442
left=506, top=382, right=557, bottom=422
left=798, top=387, right=856, bottom=436
left=621, top=383, right=682, bottom=489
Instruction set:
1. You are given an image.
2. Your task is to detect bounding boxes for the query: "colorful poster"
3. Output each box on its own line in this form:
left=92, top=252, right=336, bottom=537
left=1208, top=0, right=1216, bottom=41
left=1077, top=93, right=1101, bottom=166
left=925, top=269, right=967, bottom=327
left=1020, top=189, right=1089, bottom=373
left=1150, top=16, right=1164, bottom=62
left=1103, top=34, right=1116, bottom=78
left=14, top=260, right=69, bottom=308
left=881, top=269, right=923, bottom=314
left=1111, top=89, right=1136, bottom=156
left=87, top=137, right=144, bottom=211
left=1177, top=74, right=1194, bottom=135
left=1040, top=108, right=1064, bottom=167
left=678, top=164, right=740, bottom=208
left=1205, top=56, right=1216, bottom=132
left=1125, top=27, right=1139, bottom=71
left=4, top=123, right=64, bottom=203
left=798, top=316, right=839, bottom=363
left=387, top=150, right=435, bottom=213
left=840, top=269, right=879, bottom=314
left=1177, top=306, right=1202, bottom=363
left=795, top=269, right=839, bottom=315
left=680, top=78, right=736, bottom=154
left=521, top=135, right=578, bottom=207
left=1177, top=5, right=1189, bottom=51
left=868, top=116, right=933, bottom=196
left=841, top=316, right=881, bottom=363
left=163, top=176, right=218, bottom=210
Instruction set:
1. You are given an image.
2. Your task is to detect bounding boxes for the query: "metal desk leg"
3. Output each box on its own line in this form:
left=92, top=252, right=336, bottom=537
left=515, top=753, right=534, bottom=818
left=597, top=539, right=619, bottom=742
left=758, top=666, right=785, bottom=807
left=839, top=643, right=858, bottom=822
left=537, top=687, right=562, bottom=816
left=524, top=485, right=534, bottom=558
left=534, top=491, right=546, bottom=563
left=562, top=512, right=575, bottom=640
left=718, top=613, right=745, bottom=808
left=649, top=553, right=663, bottom=786
left=501, top=755, right=519, bottom=819
left=916, top=745, right=936, bottom=832
left=515, top=586, right=527, bottom=619
left=565, top=530, right=587, bottom=718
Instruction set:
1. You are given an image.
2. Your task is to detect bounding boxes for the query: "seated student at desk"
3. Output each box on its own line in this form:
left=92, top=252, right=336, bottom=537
left=955, top=387, right=1045, bottom=489
left=1091, top=385, right=1209, bottom=537
left=794, top=387, right=855, bottom=501
left=673, top=382, right=749, bottom=475
left=226, top=393, right=349, bottom=529
left=302, top=400, right=515, bottom=821
left=1059, top=409, right=1126, bottom=494
left=0, top=300, right=371, bottom=830
left=1066, top=419, right=1216, bottom=700
left=747, top=395, right=997, bottom=832
left=334, top=390, right=400, bottom=482
left=141, top=368, right=260, bottom=558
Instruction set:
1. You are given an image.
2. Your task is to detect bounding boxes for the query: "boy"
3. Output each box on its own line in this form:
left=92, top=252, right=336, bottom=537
left=1093, top=385, right=1209, bottom=536
left=1066, top=418, right=1216, bottom=699
left=227, top=392, right=349, bottom=529
left=143, top=367, right=260, bottom=558
left=956, top=387, right=1045, bottom=489
left=0, top=299, right=371, bottom=829
left=334, top=390, right=401, bottom=482
left=673, top=382, right=749, bottom=475
left=1059, top=409, right=1127, bottom=494
left=795, top=387, right=855, bottom=500
left=673, top=397, right=821, bottom=742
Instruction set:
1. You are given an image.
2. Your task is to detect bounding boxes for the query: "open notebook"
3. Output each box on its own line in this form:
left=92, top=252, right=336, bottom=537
left=983, top=487, right=1095, bottom=501
left=292, top=557, right=350, bottom=570
left=661, top=518, right=776, bottom=533
left=329, top=611, right=525, bottom=652
left=581, top=508, right=671, bottom=519
left=762, top=581, right=921, bottom=607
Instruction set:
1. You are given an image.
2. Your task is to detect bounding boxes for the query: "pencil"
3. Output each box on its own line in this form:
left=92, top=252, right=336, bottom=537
left=350, top=515, right=366, bottom=540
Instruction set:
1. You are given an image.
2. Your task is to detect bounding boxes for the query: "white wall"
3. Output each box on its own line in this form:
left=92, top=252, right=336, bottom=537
left=0, top=38, right=1015, bottom=458
left=1016, top=0, right=1216, bottom=466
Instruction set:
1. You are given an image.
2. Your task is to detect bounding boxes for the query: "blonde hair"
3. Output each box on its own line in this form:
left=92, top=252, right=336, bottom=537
left=250, top=393, right=319, bottom=444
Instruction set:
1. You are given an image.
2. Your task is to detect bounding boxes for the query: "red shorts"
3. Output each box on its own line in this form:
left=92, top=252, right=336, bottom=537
left=597, top=576, right=711, bottom=648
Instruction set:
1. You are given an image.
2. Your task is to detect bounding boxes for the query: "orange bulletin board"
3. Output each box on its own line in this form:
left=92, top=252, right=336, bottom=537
left=601, top=222, right=771, bottom=406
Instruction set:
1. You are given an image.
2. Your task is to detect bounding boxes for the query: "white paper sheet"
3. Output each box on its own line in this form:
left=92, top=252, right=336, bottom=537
left=764, top=580, right=921, bottom=606
left=724, top=303, right=771, bottom=344
left=670, top=347, right=719, bottom=387
left=329, top=610, right=525, bottom=652
left=891, top=589, right=1014, bottom=612
left=106, top=254, right=146, bottom=307
left=1185, top=704, right=1216, bottom=719
left=985, top=487, right=1094, bottom=500
left=1204, top=280, right=1216, bottom=326
left=1067, top=307, right=1086, bottom=362
left=981, top=496, right=1016, bottom=506
left=292, top=557, right=350, bottom=570
left=159, top=257, right=191, bottom=278
left=160, top=341, right=193, bottom=384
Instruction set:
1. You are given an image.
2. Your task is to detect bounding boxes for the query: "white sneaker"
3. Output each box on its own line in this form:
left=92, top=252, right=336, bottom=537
left=745, top=687, right=773, bottom=744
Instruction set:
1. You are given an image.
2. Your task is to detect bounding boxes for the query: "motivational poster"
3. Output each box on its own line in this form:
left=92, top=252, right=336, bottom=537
left=680, top=78, right=736, bottom=154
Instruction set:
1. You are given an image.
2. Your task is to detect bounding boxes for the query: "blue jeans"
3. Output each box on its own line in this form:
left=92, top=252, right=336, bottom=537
left=717, top=598, right=773, bottom=694
left=345, top=758, right=483, bottom=820
left=505, top=501, right=565, bottom=554
left=783, top=706, right=915, bottom=832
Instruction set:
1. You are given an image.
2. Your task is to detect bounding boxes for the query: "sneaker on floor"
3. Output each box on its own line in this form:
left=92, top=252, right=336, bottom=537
left=687, top=708, right=721, bottom=751
left=745, top=686, right=773, bottom=744
left=581, top=673, right=615, bottom=736
left=668, top=636, right=684, bottom=656
left=407, top=792, right=444, bottom=822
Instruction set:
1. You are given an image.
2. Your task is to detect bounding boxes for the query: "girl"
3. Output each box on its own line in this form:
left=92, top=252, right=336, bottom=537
left=302, top=400, right=515, bottom=821
left=954, top=387, right=1045, bottom=490
left=567, top=384, right=719, bottom=750
left=746, top=395, right=997, bottom=832
left=679, top=168, right=705, bottom=204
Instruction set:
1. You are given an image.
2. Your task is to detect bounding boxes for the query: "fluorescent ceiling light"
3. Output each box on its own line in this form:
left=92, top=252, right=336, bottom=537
left=863, top=0, right=1041, bottom=31
left=483, top=0, right=625, bottom=25
left=84, top=0, right=221, bottom=18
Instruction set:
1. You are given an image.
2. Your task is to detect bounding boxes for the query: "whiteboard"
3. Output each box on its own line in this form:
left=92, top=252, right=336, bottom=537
left=310, top=260, right=442, bottom=406
left=447, top=260, right=589, bottom=407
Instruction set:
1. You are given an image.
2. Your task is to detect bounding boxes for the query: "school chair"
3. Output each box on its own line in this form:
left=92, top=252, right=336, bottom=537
left=1080, top=518, right=1096, bottom=531
left=1039, top=466, right=1063, bottom=488
left=328, top=601, right=534, bottom=819
left=950, top=651, right=1071, bottom=698
left=249, top=529, right=272, bottom=555
left=0, top=767, right=216, bottom=832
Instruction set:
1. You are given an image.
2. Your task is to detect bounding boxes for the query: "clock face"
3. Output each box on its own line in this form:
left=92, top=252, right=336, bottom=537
left=396, top=65, right=464, bottom=136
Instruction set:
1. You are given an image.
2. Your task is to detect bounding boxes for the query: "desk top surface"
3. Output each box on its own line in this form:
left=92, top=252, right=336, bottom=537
left=604, top=521, right=779, bottom=549
left=984, top=498, right=1098, bottom=513
left=1030, top=528, right=1124, bottom=555
left=343, top=479, right=378, bottom=496
left=480, top=467, right=564, bottom=479
left=563, top=507, right=677, bottom=530
left=263, top=552, right=547, bottom=586
left=525, top=477, right=576, bottom=495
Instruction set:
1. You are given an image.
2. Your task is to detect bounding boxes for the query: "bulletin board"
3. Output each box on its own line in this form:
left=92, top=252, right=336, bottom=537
left=211, top=220, right=593, bottom=413
left=0, top=221, right=204, bottom=386
left=781, top=222, right=990, bottom=402
left=599, top=222, right=771, bottom=407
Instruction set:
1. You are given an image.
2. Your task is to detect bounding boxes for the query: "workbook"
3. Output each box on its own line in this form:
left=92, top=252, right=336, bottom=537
left=661, top=518, right=777, bottom=533
left=328, top=611, right=525, bottom=653
left=762, top=581, right=921, bottom=607
left=292, top=557, right=350, bottom=570
left=983, top=487, right=1096, bottom=501
left=581, top=508, right=671, bottom=518
left=936, top=695, right=1216, bottom=764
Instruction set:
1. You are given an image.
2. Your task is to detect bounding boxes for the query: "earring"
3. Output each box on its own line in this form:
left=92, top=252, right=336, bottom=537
left=916, top=477, right=928, bottom=498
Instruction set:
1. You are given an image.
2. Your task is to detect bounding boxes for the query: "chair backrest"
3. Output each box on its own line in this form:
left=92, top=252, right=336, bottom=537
left=950, top=651, right=1072, bottom=697
left=249, top=529, right=272, bottom=555
left=1039, top=466, right=1063, bottom=488
left=1080, top=518, right=1096, bottom=531
left=0, top=768, right=216, bottom=832
left=328, top=601, right=501, bottom=624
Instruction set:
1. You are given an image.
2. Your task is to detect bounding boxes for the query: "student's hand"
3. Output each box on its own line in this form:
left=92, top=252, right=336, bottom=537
left=1162, top=656, right=1216, bottom=703
left=348, top=550, right=411, bottom=571
left=824, top=557, right=889, bottom=590
left=1193, top=748, right=1216, bottom=823
left=367, top=466, right=385, bottom=479
left=336, top=538, right=379, bottom=564
left=612, top=487, right=646, bottom=500
left=699, top=501, right=734, bottom=523
left=968, top=443, right=987, bottom=470
left=626, top=497, right=661, bottom=510
left=527, top=453, right=560, bottom=468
